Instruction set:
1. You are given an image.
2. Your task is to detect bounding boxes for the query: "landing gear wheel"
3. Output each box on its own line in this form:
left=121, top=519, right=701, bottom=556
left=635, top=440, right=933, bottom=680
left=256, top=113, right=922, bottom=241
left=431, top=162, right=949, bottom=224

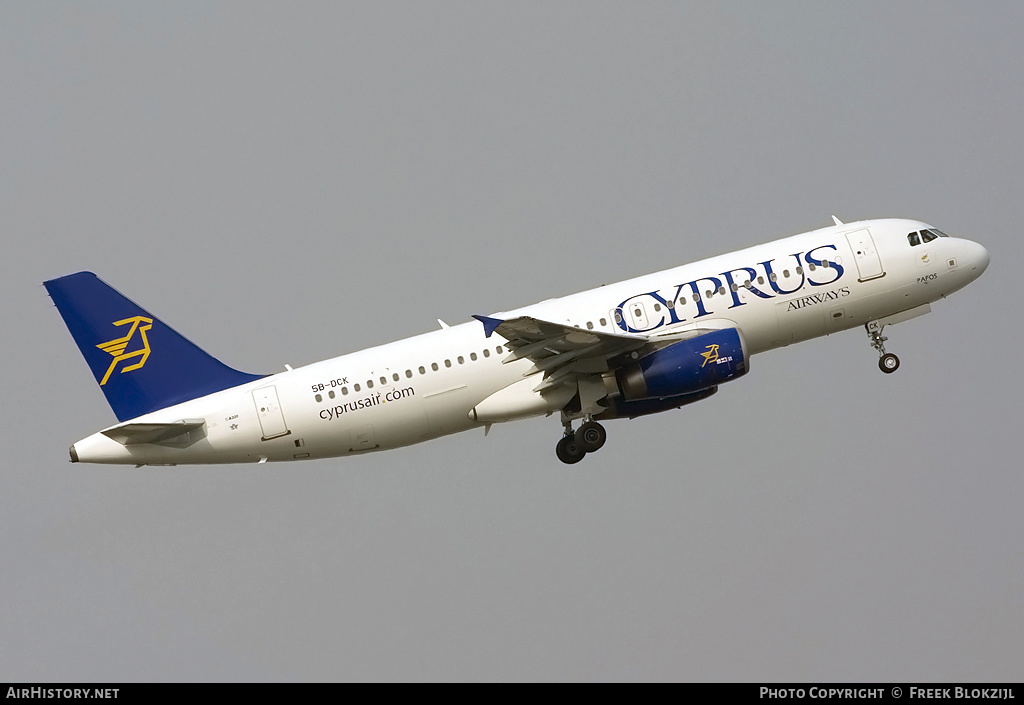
left=575, top=421, right=607, bottom=453
left=556, top=435, right=587, bottom=465
left=879, top=353, right=900, bottom=374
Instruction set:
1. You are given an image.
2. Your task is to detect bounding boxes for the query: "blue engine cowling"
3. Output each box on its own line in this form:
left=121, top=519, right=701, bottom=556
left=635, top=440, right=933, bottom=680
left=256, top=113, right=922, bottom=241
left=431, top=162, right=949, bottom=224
left=615, top=328, right=748, bottom=401
left=595, top=386, right=718, bottom=420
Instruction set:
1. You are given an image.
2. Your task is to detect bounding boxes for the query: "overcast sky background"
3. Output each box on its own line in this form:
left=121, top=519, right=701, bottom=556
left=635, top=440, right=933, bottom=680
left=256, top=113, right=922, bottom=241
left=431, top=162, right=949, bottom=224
left=2, top=2, right=1022, bottom=682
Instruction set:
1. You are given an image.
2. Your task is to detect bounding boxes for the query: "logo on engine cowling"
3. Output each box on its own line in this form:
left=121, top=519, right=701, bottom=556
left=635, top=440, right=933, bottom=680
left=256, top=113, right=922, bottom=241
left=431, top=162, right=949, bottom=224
left=700, top=344, right=719, bottom=367
left=699, top=343, right=734, bottom=368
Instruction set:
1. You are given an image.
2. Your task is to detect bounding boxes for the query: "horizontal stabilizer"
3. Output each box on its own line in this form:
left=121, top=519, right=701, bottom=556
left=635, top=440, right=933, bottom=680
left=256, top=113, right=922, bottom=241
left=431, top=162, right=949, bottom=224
left=102, top=419, right=206, bottom=446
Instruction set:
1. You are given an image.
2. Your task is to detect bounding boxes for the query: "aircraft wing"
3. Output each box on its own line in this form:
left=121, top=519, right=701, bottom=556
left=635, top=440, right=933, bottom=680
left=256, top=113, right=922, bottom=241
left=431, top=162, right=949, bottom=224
left=472, top=314, right=706, bottom=393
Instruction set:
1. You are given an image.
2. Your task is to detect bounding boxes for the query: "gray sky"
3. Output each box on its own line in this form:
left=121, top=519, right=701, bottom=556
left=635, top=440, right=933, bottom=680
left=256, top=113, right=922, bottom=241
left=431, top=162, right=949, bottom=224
left=2, top=1, right=1022, bottom=681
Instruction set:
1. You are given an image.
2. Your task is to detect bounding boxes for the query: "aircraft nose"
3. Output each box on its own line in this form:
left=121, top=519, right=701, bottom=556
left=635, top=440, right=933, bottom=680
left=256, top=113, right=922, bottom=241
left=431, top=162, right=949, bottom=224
left=965, top=240, right=990, bottom=276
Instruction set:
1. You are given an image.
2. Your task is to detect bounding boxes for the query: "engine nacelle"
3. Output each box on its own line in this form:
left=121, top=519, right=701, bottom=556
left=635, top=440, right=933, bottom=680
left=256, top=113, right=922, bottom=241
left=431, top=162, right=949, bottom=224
left=615, top=328, right=748, bottom=401
left=596, top=386, right=718, bottom=420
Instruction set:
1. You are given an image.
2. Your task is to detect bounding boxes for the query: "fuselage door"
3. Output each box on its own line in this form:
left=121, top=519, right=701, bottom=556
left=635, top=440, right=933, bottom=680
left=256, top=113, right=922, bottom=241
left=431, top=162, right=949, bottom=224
left=252, top=385, right=290, bottom=440
left=846, top=228, right=885, bottom=281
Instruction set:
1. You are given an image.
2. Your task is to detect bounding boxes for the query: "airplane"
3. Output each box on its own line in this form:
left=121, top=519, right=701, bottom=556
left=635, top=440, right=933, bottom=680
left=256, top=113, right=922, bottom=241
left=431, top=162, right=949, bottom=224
left=44, top=216, right=989, bottom=466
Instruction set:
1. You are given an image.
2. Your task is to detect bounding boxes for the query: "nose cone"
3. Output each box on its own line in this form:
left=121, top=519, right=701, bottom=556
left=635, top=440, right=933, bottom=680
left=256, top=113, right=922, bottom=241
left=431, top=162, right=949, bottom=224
left=964, top=240, right=990, bottom=278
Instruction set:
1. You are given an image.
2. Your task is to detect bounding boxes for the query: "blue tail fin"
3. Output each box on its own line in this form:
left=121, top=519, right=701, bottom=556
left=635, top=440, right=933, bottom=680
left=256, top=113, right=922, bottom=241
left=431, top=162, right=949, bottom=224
left=44, top=272, right=265, bottom=422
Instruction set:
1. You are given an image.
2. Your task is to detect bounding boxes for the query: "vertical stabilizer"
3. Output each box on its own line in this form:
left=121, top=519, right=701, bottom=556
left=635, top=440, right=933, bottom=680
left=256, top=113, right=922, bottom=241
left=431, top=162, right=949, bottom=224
left=44, top=272, right=265, bottom=422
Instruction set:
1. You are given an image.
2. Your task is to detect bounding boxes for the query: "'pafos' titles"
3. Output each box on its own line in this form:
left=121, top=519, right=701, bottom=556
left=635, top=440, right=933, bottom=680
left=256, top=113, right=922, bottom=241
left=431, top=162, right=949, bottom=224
left=615, top=244, right=845, bottom=333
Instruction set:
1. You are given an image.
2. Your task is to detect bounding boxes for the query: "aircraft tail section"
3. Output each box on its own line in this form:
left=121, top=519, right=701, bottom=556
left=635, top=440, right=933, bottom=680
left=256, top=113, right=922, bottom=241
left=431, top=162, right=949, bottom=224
left=44, top=272, right=265, bottom=422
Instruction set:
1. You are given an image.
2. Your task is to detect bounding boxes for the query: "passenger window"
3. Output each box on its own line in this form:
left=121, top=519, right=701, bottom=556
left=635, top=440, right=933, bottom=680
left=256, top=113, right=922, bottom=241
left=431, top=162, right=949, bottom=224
left=342, top=387, right=349, bottom=395
left=328, top=391, right=335, bottom=399
left=586, top=321, right=594, bottom=330
left=315, top=394, right=322, bottom=403
left=444, top=359, right=452, bottom=368
left=483, top=349, right=490, bottom=358
left=431, top=363, right=438, bottom=371
left=406, top=370, right=413, bottom=378
left=457, top=356, right=464, bottom=364
left=393, top=373, right=399, bottom=382
left=380, top=376, right=387, bottom=385
left=367, top=380, right=374, bottom=389
left=599, top=318, right=607, bottom=326
left=418, top=366, right=426, bottom=375
left=354, top=383, right=361, bottom=392
left=470, top=352, right=477, bottom=361
left=496, top=346, right=504, bottom=354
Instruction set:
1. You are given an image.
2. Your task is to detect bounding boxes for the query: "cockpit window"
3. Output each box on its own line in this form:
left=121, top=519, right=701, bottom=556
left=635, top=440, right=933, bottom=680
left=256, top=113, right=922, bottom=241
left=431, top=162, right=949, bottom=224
left=909, top=228, right=950, bottom=246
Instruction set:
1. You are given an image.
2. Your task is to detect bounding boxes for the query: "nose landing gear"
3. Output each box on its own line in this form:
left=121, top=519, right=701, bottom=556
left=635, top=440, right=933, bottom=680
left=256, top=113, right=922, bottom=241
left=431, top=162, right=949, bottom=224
left=866, top=321, right=900, bottom=374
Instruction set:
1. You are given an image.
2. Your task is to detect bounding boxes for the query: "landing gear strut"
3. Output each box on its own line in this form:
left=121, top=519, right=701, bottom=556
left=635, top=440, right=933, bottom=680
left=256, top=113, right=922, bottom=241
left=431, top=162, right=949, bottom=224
left=866, top=321, right=900, bottom=374
left=555, top=415, right=607, bottom=464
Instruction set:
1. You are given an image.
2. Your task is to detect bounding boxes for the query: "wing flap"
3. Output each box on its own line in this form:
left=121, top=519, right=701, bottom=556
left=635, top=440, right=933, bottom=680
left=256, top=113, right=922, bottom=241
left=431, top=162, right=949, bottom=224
left=473, top=315, right=652, bottom=397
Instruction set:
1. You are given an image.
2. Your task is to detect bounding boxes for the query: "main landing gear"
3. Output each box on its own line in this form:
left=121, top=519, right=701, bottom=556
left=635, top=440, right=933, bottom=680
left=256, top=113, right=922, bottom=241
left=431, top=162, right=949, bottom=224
left=555, top=417, right=607, bottom=464
left=866, top=320, right=900, bottom=374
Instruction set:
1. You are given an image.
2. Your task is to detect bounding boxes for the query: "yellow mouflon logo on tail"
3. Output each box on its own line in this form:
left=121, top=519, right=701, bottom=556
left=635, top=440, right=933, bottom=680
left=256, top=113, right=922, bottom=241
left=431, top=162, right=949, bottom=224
left=96, top=316, right=153, bottom=385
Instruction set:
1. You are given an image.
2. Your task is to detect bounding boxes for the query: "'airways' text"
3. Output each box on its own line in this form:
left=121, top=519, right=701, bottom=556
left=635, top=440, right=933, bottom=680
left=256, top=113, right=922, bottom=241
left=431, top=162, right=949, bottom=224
left=785, top=286, right=850, bottom=311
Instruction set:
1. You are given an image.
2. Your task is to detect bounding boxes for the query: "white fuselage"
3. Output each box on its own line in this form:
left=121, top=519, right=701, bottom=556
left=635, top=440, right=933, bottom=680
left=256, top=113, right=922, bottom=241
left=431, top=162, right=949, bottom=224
left=71, top=218, right=990, bottom=465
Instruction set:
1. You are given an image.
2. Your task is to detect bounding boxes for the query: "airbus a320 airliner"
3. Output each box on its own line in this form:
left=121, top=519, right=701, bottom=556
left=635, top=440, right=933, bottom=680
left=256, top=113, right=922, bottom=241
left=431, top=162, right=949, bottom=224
left=45, top=217, right=988, bottom=465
